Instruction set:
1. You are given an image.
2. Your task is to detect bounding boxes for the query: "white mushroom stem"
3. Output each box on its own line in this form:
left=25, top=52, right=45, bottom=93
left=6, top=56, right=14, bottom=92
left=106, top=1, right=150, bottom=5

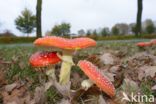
left=58, top=51, right=74, bottom=85
left=46, top=66, right=56, bottom=80
left=81, top=79, right=94, bottom=90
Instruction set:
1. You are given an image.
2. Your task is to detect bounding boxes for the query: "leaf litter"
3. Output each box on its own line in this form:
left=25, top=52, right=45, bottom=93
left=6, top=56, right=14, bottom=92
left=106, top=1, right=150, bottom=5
left=0, top=44, right=156, bottom=104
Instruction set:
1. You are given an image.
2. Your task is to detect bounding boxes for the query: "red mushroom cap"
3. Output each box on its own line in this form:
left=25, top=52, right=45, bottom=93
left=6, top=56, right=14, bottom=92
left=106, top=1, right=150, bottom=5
left=70, top=37, right=96, bottom=49
left=34, top=36, right=96, bottom=50
left=29, top=51, right=61, bottom=67
left=78, top=60, right=115, bottom=97
left=136, top=42, right=152, bottom=47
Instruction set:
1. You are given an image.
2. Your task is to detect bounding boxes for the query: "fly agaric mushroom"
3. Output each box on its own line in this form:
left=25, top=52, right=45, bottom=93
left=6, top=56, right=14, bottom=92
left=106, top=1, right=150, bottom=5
left=150, top=39, right=156, bottom=45
left=29, top=51, right=61, bottom=79
left=34, top=36, right=96, bottom=84
left=136, top=42, right=152, bottom=47
left=78, top=60, right=115, bottom=97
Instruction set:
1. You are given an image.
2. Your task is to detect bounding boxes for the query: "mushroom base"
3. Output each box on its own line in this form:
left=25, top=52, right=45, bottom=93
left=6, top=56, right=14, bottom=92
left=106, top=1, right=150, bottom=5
left=81, top=79, right=94, bottom=90
left=46, top=67, right=56, bottom=80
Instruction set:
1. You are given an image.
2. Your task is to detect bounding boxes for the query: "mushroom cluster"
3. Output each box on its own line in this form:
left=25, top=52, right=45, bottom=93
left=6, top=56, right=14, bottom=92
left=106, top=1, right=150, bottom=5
left=29, top=36, right=116, bottom=97
left=33, top=36, right=96, bottom=84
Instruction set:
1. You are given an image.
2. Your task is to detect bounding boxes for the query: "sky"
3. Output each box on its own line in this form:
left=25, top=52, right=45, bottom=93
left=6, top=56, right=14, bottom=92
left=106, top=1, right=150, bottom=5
left=0, top=0, right=156, bottom=36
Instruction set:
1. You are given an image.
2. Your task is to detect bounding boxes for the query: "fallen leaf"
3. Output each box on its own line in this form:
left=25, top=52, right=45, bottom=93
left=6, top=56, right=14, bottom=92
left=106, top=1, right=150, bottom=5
left=19, top=62, right=25, bottom=69
left=32, top=86, right=46, bottom=104
left=102, top=70, right=115, bottom=82
left=58, top=99, right=70, bottom=104
left=100, top=53, right=115, bottom=65
left=54, top=81, right=71, bottom=98
left=5, top=83, right=18, bottom=92
left=109, top=65, right=121, bottom=73
left=152, top=85, right=156, bottom=90
left=138, top=66, right=156, bottom=80
left=1, top=86, right=27, bottom=104
left=0, top=70, right=7, bottom=86
left=44, top=79, right=54, bottom=91
left=98, top=95, right=107, bottom=104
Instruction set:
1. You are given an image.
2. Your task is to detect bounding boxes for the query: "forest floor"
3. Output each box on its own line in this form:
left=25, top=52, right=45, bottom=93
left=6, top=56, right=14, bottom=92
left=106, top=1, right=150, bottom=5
left=0, top=40, right=156, bottom=104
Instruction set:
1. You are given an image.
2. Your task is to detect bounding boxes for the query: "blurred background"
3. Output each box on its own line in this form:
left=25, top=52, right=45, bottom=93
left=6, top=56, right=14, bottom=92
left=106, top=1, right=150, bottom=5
left=0, top=0, right=156, bottom=42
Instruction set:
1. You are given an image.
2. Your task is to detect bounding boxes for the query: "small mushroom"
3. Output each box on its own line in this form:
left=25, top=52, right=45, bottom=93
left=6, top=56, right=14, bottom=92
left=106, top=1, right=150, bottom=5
left=78, top=60, right=115, bottom=97
left=29, top=51, right=61, bottom=79
left=150, top=39, right=156, bottom=45
left=34, top=36, right=96, bottom=84
left=136, top=42, right=152, bottom=47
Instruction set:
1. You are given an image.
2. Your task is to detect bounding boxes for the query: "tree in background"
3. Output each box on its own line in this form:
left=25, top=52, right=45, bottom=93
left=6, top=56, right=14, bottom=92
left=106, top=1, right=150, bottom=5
left=36, top=0, right=42, bottom=38
left=15, top=8, right=36, bottom=37
left=51, top=25, right=62, bottom=36
left=114, top=23, right=129, bottom=35
left=78, top=29, right=85, bottom=36
left=111, top=26, right=119, bottom=35
left=60, top=23, right=71, bottom=36
left=45, top=30, right=52, bottom=36
left=100, top=27, right=110, bottom=36
left=131, top=25, right=137, bottom=35
left=86, top=30, right=91, bottom=36
left=144, top=19, right=155, bottom=34
left=51, top=22, right=71, bottom=36
left=92, top=29, right=98, bottom=36
left=0, top=30, right=16, bottom=37
left=136, top=0, right=143, bottom=36
left=129, top=23, right=137, bottom=34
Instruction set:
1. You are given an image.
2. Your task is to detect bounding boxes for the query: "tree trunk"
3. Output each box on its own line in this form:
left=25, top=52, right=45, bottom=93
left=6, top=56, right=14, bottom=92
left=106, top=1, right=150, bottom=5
left=136, top=0, right=143, bottom=36
left=36, top=0, right=42, bottom=38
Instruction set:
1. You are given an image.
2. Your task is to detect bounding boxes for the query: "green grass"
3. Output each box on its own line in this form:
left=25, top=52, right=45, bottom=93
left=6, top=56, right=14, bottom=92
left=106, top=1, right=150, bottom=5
left=45, top=87, right=62, bottom=104
left=0, top=34, right=156, bottom=44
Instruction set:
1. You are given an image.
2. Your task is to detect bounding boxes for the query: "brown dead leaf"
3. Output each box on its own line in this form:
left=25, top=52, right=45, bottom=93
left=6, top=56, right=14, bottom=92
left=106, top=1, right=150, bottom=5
left=0, top=59, right=12, bottom=64
left=44, top=80, right=53, bottom=91
left=0, top=70, right=7, bottom=86
left=86, top=55, right=102, bottom=67
left=54, top=81, right=71, bottom=98
left=126, top=52, right=154, bottom=68
left=1, top=86, right=27, bottom=104
left=100, top=53, right=115, bottom=65
left=152, top=85, right=156, bottom=90
left=58, top=99, right=71, bottom=104
left=5, top=83, right=18, bottom=92
left=98, top=95, right=107, bottom=104
left=138, top=66, right=156, bottom=80
left=109, top=65, right=121, bottom=74
left=30, top=80, right=54, bottom=104
left=32, top=86, right=46, bottom=104
left=18, top=62, right=25, bottom=69
left=102, top=70, right=115, bottom=82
